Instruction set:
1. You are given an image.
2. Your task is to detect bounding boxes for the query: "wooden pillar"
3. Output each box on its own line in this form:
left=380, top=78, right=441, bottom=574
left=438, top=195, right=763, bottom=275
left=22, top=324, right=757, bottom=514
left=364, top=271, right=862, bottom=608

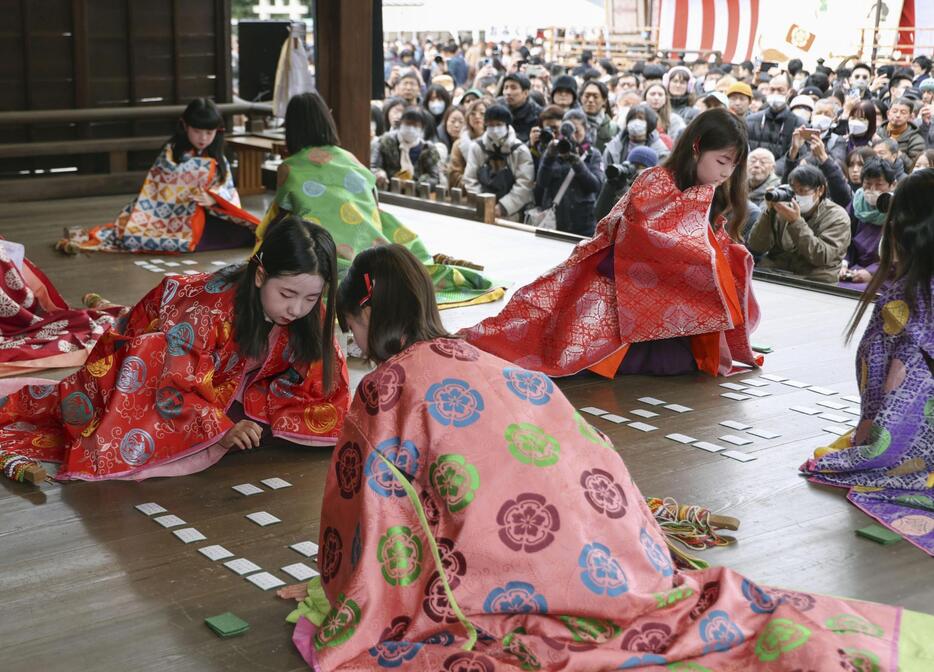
left=315, top=0, right=373, bottom=164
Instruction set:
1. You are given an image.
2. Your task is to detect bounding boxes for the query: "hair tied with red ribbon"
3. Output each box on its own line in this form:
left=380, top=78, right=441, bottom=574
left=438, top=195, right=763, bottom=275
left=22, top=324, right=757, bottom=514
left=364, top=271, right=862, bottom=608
left=359, top=272, right=374, bottom=307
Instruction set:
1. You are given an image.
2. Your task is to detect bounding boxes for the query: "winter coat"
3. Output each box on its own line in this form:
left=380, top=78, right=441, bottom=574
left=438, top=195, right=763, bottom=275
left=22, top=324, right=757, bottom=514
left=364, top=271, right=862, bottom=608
left=370, top=132, right=442, bottom=187
left=586, top=112, right=619, bottom=152
left=497, top=96, right=542, bottom=144
left=446, top=134, right=476, bottom=190
left=533, top=145, right=606, bottom=236
left=779, top=144, right=853, bottom=209
left=876, top=121, right=926, bottom=165
left=746, top=105, right=801, bottom=162
left=463, top=127, right=535, bottom=216
left=748, top=173, right=782, bottom=208
left=603, top=129, right=670, bottom=165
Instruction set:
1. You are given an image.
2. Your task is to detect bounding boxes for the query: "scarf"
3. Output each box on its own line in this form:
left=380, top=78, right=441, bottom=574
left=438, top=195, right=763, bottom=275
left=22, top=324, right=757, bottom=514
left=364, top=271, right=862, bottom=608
left=398, top=131, right=420, bottom=177
left=586, top=110, right=606, bottom=131
left=852, top=188, right=887, bottom=226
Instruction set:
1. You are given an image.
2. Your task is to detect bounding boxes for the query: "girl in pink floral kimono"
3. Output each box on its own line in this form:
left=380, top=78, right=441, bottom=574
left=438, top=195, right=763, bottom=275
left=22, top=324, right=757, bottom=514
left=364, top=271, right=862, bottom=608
left=280, top=244, right=933, bottom=671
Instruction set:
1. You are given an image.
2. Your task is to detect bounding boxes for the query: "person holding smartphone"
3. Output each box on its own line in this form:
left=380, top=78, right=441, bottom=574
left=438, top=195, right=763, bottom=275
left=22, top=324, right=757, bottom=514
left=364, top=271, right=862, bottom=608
left=779, top=99, right=852, bottom=208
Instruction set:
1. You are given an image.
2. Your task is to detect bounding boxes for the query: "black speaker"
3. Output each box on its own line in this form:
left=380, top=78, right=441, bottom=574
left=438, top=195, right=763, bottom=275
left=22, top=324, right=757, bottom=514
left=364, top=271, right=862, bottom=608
left=238, top=20, right=292, bottom=102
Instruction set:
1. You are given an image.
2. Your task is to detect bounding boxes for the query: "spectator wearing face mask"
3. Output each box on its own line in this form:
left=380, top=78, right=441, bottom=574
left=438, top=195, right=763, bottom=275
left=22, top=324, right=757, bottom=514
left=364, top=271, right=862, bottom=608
left=747, top=164, right=851, bottom=283
left=370, top=107, right=441, bottom=189
left=746, top=73, right=801, bottom=160
left=497, top=72, right=542, bottom=144
left=830, top=98, right=877, bottom=164
left=789, top=95, right=814, bottom=125
left=533, top=109, right=606, bottom=236
left=779, top=100, right=852, bottom=208
left=603, top=104, right=670, bottom=167
left=746, top=148, right=781, bottom=208
left=423, top=84, right=452, bottom=131
left=551, top=75, right=580, bottom=111
left=579, top=80, right=618, bottom=152
left=876, top=97, right=926, bottom=167
left=463, top=104, right=534, bottom=219
left=841, top=158, right=897, bottom=288
left=448, top=99, right=487, bottom=190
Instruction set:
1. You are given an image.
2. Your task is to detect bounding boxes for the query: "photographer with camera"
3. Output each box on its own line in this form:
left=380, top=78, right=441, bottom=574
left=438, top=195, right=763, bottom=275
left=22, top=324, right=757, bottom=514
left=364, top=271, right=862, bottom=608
left=594, top=146, right=657, bottom=221
left=747, top=164, right=851, bottom=283
left=529, top=109, right=605, bottom=236
left=527, top=104, right=565, bottom=173
left=840, top=158, right=897, bottom=288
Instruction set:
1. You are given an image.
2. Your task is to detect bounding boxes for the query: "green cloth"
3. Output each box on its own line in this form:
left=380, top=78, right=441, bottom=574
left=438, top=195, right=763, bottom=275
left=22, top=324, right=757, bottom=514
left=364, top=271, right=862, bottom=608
left=852, top=188, right=887, bottom=226
left=285, top=576, right=332, bottom=625
left=259, top=145, right=504, bottom=307
left=899, top=609, right=934, bottom=671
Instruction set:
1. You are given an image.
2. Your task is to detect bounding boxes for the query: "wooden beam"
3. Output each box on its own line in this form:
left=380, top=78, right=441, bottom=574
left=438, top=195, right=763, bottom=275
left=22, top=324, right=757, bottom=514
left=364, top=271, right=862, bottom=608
left=214, top=0, right=232, bottom=103
left=0, top=171, right=146, bottom=202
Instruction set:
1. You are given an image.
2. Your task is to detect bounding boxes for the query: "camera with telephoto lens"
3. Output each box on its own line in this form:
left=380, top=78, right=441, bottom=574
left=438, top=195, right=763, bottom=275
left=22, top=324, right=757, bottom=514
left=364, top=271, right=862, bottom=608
left=606, top=162, right=637, bottom=180
left=539, top=128, right=554, bottom=145
left=764, top=185, right=796, bottom=203
left=876, top=191, right=893, bottom=213
left=556, top=121, right=577, bottom=154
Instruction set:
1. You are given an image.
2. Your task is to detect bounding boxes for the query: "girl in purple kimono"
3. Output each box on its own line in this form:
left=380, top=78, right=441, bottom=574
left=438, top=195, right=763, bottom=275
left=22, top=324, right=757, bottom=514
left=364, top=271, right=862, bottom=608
left=804, top=167, right=934, bottom=556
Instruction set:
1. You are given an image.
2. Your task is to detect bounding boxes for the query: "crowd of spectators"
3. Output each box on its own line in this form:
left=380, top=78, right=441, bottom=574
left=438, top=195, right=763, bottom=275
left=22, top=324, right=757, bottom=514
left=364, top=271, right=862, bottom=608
left=370, top=37, right=934, bottom=288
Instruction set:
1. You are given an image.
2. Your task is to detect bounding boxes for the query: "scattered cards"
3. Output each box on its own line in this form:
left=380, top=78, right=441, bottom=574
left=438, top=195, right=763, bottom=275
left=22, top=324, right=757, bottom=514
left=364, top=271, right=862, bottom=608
left=211, top=260, right=228, bottom=266
left=153, top=514, right=186, bottom=528
left=600, top=414, right=628, bottom=424
left=741, top=379, right=770, bottom=388
left=781, top=380, right=810, bottom=388
left=246, top=511, right=281, bottom=527
left=759, top=374, right=787, bottom=382
left=630, top=409, right=659, bottom=419
left=822, top=425, right=849, bottom=436
left=135, top=502, right=167, bottom=516
left=808, top=387, right=837, bottom=396
left=843, top=406, right=861, bottom=416
left=665, top=433, right=697, bottom=444
left=173, top=527, right=207, bottom=544
left=790, top=406, right=821, bottom=415
left=719, top=434, right=754, bottom=446
left=721, top=450, right=756, bottom=462
left=638, top=397, right=667, bottom=406
left=842, top=395, right=861, bottom=404
left=246, top=571, right=285, bottom=591
left=149, top=259, right=166, bottom=264
left=744, top=389, right=772, bottom=398
left=719, top=382, right=747, bottom=391
left=182, top=259, right=198, bottom=265
left=579, top=407, right=608, bottom=417
left=184, top=269, right=200, bottom=275
left=133, top=260, right=149, bottom=266
left=224, top=558, right=261, bottom=575
left=664, top=404, right=693, bottom=413
left=721, top=392, right=751, bottom=401
left=261, top=477, right=293, bottom=489
left=819, top=413, right=849, bottom=424
left=816, top=400, right=848, bottom=410
left=233, top=483, right=263, bottom=496
left=281, top=563, right=320, bottom=581
left=628, top=422, right=657, bottom=432
left=693, top=441, right=726, bottom=453
left=747, top=428, right=780, bottom=440
left=198, top=545, right=234, bottom=561
left=720, top=420, right=751, bottom=431
left=290, top=541, right=319, bottom=557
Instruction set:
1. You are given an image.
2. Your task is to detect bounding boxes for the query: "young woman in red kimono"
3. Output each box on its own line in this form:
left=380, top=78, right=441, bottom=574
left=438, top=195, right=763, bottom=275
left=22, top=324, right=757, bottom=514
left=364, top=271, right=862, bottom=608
left=463, top=108, right=762, bottom=378
left=0, top=216, right=349, bottom=481
left=276, top=244, right=930, bottom=671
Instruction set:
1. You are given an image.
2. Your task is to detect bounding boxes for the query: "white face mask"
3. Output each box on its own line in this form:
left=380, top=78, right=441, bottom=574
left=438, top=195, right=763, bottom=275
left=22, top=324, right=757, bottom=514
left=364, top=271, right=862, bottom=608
left=811, top=114, right=832, bottom=131
left=486, top=125, right=508, bottom=141
left=428, top=100, right=446, bottom=115
left=398, top=124, right=422, bottom=144
left=767, top=94, right=786, bottom=111
left=862, top=190, right=879, bottom=207
left=849, top=119, right=869, bottom=136
left=627, top=119, right=647, bottom=137
left=795, top=193, right=817, bottom=212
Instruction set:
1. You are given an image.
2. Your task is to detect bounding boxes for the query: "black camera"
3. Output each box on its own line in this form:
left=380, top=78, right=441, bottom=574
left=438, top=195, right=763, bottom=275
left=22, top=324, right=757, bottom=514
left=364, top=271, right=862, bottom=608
left=876, top=191, right=893, bottom=213
left=433, top=55, right=444, bottom=64
left=764, top=185, right=795, bottom=203
left=606, top=162, right=637, bottom=180
left=539, top=128, right=554, bottom=145
left=556, top=121, right=577, bottom=154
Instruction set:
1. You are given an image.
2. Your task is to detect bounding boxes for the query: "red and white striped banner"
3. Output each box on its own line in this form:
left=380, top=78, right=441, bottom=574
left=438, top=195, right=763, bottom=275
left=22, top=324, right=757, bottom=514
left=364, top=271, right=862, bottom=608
left=656, top=0, right=761, bottom=63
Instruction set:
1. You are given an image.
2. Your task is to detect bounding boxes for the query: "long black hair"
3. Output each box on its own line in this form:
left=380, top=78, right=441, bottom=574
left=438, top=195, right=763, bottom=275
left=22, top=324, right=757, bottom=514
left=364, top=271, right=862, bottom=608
left=233, top=216, right=339, bottom=391
left=662, top=108, right=749, bottom=240
left=846, top=168, right=934, bottom=343
left=285, top=92, right=341, bottom=155
left=336, top=245, right=451, bottom=364
left=170, top=98, right=227, bottom=182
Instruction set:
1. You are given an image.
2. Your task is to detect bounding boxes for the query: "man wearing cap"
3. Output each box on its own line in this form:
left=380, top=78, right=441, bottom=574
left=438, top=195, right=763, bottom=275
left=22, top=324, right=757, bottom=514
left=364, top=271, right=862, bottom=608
left=498, top=72, right=542, bottom=144
left=789, top=95, right=815, bottom=125
left=551, top=75, right=580, bottom=111
left=726, top=81, right=753, bottom=118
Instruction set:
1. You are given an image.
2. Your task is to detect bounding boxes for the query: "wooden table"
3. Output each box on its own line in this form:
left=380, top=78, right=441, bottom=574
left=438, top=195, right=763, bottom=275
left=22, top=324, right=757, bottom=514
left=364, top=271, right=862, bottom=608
left=226, top=135, right=286, bottom=196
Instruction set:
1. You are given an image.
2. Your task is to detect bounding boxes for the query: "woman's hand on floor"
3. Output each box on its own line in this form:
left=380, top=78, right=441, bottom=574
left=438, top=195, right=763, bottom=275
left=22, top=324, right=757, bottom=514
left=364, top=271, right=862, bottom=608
left=276, top=583, right=308, bottom=602
left=219, top=420, right=262, bottom=450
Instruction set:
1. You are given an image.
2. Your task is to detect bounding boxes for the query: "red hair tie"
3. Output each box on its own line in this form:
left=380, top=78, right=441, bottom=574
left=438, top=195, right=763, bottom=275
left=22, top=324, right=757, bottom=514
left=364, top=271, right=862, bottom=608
left=359, top=272, right=374, bottom=307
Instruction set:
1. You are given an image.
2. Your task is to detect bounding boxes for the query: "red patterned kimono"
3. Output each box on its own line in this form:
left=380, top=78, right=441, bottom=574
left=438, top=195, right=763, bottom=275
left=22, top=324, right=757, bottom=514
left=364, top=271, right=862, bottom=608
left=0, top=268, right=349, bottom=481
left=462, top=167, right=761, bottom=377
left=0, top=240, right=125, bottom=376
left=287, top=338, right=932, bottom=670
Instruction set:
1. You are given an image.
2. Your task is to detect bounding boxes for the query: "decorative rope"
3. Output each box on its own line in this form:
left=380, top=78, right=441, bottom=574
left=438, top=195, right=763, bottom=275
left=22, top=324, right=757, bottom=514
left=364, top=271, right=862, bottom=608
left=0, top=450, right=48, bottom=485
left=646, top=496, right=738, bottom=551
left=432, top=253, right=484, bottom=271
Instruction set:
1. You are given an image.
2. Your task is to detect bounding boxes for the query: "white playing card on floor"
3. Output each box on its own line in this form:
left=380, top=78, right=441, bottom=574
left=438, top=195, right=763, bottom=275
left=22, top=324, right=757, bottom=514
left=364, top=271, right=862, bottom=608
left=149, top=259, right=165, bottom=264
left=630, top=409, right=659, bottom=418
left=782, top=380, right=810, bottom=388
left=808, top=387, right=837, bottom=396
left=816, top=400, right=848, bottom=410
left=665, top=433, right=697, bottom=444
left=232, top=483, right=263, bottom=496
left=628, top=422, right=657, bottom=432
left=744, top=389, right=772, bottom=398
left=720, top=420, right=751, bottom=430
left=183, top=269, right=199, bottom=275
left=133, top=260, right=148, bottom=266
left=164, top=261, right=181, bottom=267
left=291, top=541, right=319, bottom=557
left=600, top=414, right=628, bottom=424
left=693, top=441, right=726, bottom=453
left=719, top=434, right=754, bottom=446
left=664, top=404, right=693, bottom=413
left=173, top=528, right=206, bottom=544
left=153, top=514, right=186, bottom=528
left=281, top=563, right=320, bottom=581
left=246, top=571, right=286, bottom=590
left=721, top=392, right=751, bottom=401
left=135, top=502, right=166, bottom=516
left=759, top=374, right=787, bottom=382
left=747, top=428, right=781, bottom=440
left=198, top=545, right=234, bottom=561
left=819, top=413, right=849, bottom=423
left=822, top=425, right=849, bottom=436
left=843, top=406, right=861, bottom=416
left=261, top=477, right=293, bottom=489
left=246, top=511, right=281, bottom=526
left=741, top=379, right=770, bottom=387
left=579, top=407, right=609, bottom=417
left=719, top=382, right=747, bottom=391
left=638, top=397, right=667, bottom=406
left=211, top=260, right=227, bottom=266
left=224, top=558, right=261, bottom=575
left=182, top=259, right=198, bottom=265
left=721, top=450, right=756, bottom=462
left=842, top=395, right=861, bottom=404
left=163, top=271, right=179, bottom=276
left=790, top=406, right=821, bottom=415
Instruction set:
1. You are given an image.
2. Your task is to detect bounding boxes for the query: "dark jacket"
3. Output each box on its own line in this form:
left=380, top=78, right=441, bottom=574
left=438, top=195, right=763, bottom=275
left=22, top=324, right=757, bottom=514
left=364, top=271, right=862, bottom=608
left=497, top=96, right=542, bottom=144
left=746, top=105, right=800, bottom=163
left=876, top=121, right=926, bottom=165
left=445, top=55, right=469, bottom=86
left=371, top=133, right=442, bottom=187
left=779, top=145, right=853, bottom=209
left=534, top=145, right=605, bottom=236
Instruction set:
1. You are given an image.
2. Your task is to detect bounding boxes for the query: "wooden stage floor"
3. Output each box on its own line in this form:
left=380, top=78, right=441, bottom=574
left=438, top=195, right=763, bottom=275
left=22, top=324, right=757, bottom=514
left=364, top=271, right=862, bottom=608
left=1, top=194, right=931, bottom=672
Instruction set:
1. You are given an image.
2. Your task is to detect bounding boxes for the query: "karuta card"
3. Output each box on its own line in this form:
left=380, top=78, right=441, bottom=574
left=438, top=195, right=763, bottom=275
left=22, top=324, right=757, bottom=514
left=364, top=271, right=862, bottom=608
left=163, top=271, right=179, bottom=276
left=816, top=400, right=848, bottom=410
left=153, top=514, right=186, bottom=528
left=719, top=434, right=753, bottom=446
left=182, top=259, right=198, bottom=265
left=246, top=571, right=285, bottom=590
left=721, top=450, right=756, bottom=462
left=720, top=420, right=751, bottom=431
left=808, top=386, right=837, bottom=396
left=281, top=563, right=320, bottom=581
left=721, top=392, right=751, bottom=401
left=579, top=406, right=608, bottom=417
left=135, top=502, right=166, bottom=516
left=638, top=397, right=667, bottom=406
left=744, top=389, right=772, bottom=398
left=664, top=404, right=692, bottom=413
left=224, top=558, right=261, bottom=575
left=822, top=425, right=849, bottom=436
left=246, top=511, right=281, bottom=527
left=819, top=413, right=849, bottom=424
left=740, top=378, right=770, bottom=387
left=843, top=406, right=861, bottom=416
left=759, top=374, right=788, bottom=382
left=163, top=261, right=181, bottom=267
left=719, top=382, right=747, bottom=391
left=260, top=477, right=292, bottom=489
left=211, top=260, right=228, bottom=266
left=628, top=422, right=657, bottom=432
left=290, top=541, right=319, bottom=557
left=184, top=269, right=200, bottom=275
left=600, top=414, right=628, bottom=424
left=747, top=428, right=780, bottom=440
left=693, top=441, right=726, bottom=453
left=841, top=395, right=861, bottom=404
left=232, top=483, right=263, bottom=496
left=149, top=258, right=166, bottom=264
left=790, top=406, right=821, bottom=415
left=630, top=409, right=659, bottom=419
left=665, top=433, right=697, bottom=444
left=781, top=380, right=810, bottom=388
left=173, top=527, right=207, bottom=544
left=198, top=545, right=234, bottom=561
left=133, top=260, right=148, bottom=266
